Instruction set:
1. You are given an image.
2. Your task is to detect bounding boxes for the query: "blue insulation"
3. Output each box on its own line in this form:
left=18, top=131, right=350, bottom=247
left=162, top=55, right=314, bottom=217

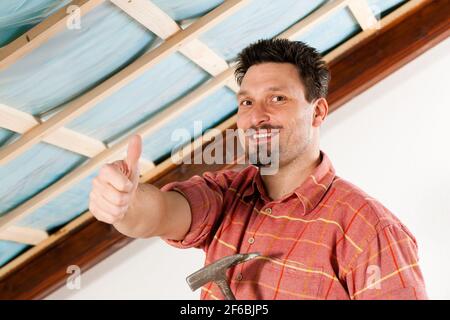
left=0, top=142, right=86, bottom=217
left=199, top=0, right=327, bottom=62
left=0, top=128, right=15, bottom=146
left=0, top=0, right=70, bottom=47
left=0, top=240, right=29, bottom=267
left=0, top=1, right=156, bottom=116
left=66, top=52, right=211, bottom=144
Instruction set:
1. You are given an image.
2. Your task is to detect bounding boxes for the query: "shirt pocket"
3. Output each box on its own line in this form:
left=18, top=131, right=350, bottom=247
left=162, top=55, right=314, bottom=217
left=261, top=262, right=325, bottom=300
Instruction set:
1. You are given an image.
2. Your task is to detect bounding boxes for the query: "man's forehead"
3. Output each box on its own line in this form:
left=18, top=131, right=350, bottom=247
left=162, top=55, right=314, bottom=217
left=237, top=85, right=291, bottom=97
left=238, top=63, right=303, bottom=94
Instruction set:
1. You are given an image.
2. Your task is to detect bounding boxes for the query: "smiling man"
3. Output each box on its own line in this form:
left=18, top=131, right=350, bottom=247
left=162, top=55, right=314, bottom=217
left=89, top=39, right=428, bottom=300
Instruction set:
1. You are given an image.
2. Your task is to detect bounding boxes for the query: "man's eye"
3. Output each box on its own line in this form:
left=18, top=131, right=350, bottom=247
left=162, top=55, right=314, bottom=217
left=240, top=100, right=252, bottom=106
left=271, top=95, right=285, bottom=102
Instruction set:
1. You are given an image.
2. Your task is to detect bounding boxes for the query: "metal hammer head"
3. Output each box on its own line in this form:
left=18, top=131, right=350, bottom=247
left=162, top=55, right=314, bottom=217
left=186, top=252, right=260, bottom=299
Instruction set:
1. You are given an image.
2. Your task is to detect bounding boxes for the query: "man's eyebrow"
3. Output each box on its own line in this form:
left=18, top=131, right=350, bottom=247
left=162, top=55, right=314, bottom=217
left=237, top=86, right=288, bottom=97
left=266, top=86, right=288, bottom=92
left=237, top=90, right=248, bottom=97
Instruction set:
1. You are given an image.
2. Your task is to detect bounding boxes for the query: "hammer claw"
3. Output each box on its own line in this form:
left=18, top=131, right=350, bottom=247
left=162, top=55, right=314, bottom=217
left=186, top=252, right=261, bottom=300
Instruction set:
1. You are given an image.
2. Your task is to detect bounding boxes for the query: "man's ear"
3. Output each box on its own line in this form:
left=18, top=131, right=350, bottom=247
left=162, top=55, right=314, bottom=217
left=312, top=98, right=329, bottom=127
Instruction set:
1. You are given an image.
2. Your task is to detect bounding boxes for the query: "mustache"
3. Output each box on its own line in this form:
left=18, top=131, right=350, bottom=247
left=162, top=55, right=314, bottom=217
left=247, top=124, right=283, bottom=131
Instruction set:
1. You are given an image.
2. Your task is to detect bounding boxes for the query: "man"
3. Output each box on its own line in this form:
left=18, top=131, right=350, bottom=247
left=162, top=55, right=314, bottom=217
left=88, top=39, right=427, bottom=300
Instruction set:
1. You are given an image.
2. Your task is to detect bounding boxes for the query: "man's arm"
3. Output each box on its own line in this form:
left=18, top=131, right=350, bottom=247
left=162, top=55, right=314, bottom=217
left=344, top=223, right=428, bottom=300
left=88, top=135, right=192, bottom=241
left=112, top=183, right=192, bottom=240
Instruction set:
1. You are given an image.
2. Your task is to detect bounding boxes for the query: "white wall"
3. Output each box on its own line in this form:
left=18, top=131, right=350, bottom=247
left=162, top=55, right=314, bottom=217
left=47, top=37, right=450, bottom=300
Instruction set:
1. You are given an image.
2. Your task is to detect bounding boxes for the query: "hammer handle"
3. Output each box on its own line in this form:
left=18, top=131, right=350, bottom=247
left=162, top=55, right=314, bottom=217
left=216, top=279, right=236, bottom=300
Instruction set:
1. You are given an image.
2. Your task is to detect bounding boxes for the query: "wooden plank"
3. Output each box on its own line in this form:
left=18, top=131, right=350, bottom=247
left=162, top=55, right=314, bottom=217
left=0, top=226, right=48, bottom=245
left=110, top=0, right=180, bottom=38
left=0, top=104, right=104, bottom=156
left=326, top=0, right=449, bottom=111
left=0, top=213, right=94, bottom=279
left=111, top=0, right=233, bottom=87
left=0, top=104, right=40, bottom=132
left=0, top=0, right=105, bottom=70
left=347, top=0, right=378, bottom=31
left=325, top=0, right=428, bottom=62
left=44, top=127, right=107, bottom=157
left=0, top=0, right=250, bottom=166
left=1, top=0, right=447, bottom=299
left=278, top=0, right=350, bottom=40
left=0, top=103, right=155, bottom=166
left=179, top=39, right=231, bottom=80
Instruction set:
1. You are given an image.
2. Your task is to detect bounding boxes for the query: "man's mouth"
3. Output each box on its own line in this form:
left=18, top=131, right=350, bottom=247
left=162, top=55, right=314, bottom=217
left=248, top=129, right=279, bottom=144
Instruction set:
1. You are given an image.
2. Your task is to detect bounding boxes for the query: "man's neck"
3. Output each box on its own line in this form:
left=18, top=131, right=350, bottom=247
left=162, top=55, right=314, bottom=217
left=261, top=149, right=321, bottom=201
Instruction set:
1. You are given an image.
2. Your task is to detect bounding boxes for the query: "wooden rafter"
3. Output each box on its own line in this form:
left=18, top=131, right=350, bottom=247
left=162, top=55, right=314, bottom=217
left=0, top=226, right=48, bottom=245
left=110, top=0, right=236, bottom=90
left=0, top=104, right=155, bottom=173
left=0, top=0, right=249, bottom=166
left=280, top=0, right=350, bottom=40
left=0, top=103, right=118, bottom=157
left=347, top=0, right=378, bottom=31
left=0, top=0, right=447, bottom=299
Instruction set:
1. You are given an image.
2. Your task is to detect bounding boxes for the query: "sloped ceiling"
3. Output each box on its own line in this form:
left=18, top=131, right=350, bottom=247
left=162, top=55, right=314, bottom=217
left=0, top=0, right=407, bottom=268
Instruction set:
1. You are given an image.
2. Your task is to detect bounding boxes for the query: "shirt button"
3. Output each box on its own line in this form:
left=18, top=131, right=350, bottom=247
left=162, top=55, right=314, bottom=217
left=248, top=237, right=255, bottom=244
left=236, top=273, right=243, bottom=281
left=265, top=207, right=272, bottom=214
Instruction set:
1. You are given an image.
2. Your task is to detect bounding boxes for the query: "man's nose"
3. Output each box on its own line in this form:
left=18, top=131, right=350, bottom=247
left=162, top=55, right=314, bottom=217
left=250, top=103, right=271, bottom=128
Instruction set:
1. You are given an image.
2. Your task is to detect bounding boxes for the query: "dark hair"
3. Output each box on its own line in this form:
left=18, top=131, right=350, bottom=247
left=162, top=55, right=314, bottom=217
left=234, top=38, right=330, bottom=102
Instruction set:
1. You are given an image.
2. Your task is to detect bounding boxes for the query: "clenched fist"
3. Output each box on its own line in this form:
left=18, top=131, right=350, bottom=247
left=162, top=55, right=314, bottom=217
left=89, top=134, right=142, bottom=224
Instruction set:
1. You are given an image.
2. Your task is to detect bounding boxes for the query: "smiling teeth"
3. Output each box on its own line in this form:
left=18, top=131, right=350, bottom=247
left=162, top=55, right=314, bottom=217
left=253, top=132, right=272, bottom=139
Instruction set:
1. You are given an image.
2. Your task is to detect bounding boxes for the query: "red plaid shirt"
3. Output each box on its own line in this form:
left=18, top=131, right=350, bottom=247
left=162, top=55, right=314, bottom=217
left=161, top=151, right=428, bottom=300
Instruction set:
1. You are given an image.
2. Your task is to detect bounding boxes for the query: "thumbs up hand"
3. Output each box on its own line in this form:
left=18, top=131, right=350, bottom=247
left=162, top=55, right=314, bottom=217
left=89, top=135, right=143, bottom=224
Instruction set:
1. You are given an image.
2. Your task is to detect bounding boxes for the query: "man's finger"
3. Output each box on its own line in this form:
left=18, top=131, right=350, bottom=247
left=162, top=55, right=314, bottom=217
left=92, top=178, right=131, bottom=206
left=98, top=164, right=133, bottom=192
left=91, top=190, right=127, bottom=217
left=126, top=134, right=142, bottom=174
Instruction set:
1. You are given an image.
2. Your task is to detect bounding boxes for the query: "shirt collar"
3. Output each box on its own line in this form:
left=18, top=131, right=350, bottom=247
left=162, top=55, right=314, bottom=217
left=243, top=150, right=336, bottom=214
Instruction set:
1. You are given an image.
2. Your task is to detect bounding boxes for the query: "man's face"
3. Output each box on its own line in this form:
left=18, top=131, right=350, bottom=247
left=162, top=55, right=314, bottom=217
left=236, top=62, right=315, bottom=167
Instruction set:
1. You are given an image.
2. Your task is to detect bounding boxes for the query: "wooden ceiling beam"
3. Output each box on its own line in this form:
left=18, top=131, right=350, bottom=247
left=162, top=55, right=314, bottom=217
left=0, top=226, right=48, bottom=245
left=111, top=0, right=235, bottom=90
left=347, top=0, right=378, bottom=31
left=0, top=103, right=108, bottom=158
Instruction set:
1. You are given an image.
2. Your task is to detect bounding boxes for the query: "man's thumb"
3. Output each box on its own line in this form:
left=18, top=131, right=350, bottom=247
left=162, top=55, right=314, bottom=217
left=125, top=134, right=142, bottom=178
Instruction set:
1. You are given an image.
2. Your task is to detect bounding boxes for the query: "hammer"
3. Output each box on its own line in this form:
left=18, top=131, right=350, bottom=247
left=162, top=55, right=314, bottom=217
left=186, top=252, right=261, bottom=300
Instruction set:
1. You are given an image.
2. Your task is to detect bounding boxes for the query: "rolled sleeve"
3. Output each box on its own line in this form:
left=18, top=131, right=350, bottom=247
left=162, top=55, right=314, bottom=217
left=160, top=170, right=235, bottom=251
left=346, top=223, right=428, bottom=300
